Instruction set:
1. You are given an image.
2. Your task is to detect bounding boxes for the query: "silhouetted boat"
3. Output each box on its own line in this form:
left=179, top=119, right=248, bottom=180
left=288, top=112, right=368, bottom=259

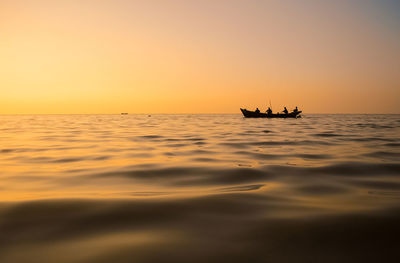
left=121, top=113, right=128, bottom=115
left=240, top=108, right=302, bottom=118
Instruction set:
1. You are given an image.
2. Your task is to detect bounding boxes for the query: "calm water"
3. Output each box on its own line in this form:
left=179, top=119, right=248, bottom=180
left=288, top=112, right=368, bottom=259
left=1, top=114, right=400, bottom=262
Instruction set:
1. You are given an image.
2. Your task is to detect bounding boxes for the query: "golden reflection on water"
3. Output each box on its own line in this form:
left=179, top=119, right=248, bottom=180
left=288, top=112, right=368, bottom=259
left=0, top=114, right=399, bottom=204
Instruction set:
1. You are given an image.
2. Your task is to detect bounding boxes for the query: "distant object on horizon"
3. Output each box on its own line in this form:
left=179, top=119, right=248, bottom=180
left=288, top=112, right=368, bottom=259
left=241, top=107, right=302, bottom=118
left=121, top=113, right=128, bottom=115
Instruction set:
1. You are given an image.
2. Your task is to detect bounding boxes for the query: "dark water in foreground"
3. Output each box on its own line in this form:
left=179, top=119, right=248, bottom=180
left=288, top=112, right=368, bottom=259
left=1, top=114, right=400, bottom=262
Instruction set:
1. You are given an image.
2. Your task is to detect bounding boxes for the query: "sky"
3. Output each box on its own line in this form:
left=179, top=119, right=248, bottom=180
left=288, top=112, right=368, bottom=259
left=1, top=0, right=399, bottom=114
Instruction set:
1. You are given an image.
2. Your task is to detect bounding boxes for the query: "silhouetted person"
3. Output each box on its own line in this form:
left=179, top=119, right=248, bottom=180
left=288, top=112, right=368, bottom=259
left=255, top=108, right=260, bottom=113
left=283, top=107, right=288, bottom=114
left=266, top=107, right=272, bottom=115
left=293, top=106, right=299, bottom=113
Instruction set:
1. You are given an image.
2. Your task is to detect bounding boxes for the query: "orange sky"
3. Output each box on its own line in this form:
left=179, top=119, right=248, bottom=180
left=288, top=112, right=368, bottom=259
left=1, top=0, right=399, bottom=114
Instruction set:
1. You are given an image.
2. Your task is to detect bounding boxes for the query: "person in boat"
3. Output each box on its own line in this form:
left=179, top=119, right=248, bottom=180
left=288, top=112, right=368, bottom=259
left=293, top=106, right=299, bottom=113
left=266, top=107, right=272, bottom=115
left=255, top=108, right=260, bottom=113
left=283, top=107, right=288, bottom=114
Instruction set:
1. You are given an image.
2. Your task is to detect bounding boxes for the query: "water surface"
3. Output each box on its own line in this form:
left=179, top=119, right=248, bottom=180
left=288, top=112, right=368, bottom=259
left=1, top=114, right=399, bottom=262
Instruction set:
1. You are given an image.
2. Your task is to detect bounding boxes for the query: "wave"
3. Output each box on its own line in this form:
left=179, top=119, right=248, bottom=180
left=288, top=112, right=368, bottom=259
left=1, top=197, right=400, bottom=263
left=83, top=162, right=400, bottom=189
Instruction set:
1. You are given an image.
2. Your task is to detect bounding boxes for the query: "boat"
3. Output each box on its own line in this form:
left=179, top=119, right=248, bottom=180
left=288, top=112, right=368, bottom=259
left=240, top=108, right=302, bottom=118
left=121, top=113, right=128, bottom=115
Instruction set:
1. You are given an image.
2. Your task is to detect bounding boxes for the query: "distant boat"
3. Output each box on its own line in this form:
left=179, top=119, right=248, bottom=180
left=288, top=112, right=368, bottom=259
left=121, top=113, right=128, bottom=115
left=240, top=108, right=302, bottom=118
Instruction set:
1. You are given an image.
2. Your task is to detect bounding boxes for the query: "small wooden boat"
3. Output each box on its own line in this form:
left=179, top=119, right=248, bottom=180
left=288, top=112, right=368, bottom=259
left=240, top=108, right=302, bottom=118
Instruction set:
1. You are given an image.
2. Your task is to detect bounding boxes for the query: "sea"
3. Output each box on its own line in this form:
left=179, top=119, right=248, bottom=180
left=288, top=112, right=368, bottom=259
left=0, top=114, right=399, bottom=262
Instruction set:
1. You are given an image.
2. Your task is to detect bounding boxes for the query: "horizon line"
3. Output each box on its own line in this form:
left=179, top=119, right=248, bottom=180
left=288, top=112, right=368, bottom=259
left=1, top=112, right=400, bottom=115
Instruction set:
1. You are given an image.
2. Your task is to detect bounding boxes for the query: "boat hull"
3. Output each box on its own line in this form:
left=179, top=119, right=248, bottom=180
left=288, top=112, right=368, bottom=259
left=240, top=108, right=302, bottom=118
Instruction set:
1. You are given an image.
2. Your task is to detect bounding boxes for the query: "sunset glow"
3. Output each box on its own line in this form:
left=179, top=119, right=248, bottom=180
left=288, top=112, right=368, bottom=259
left=1, top=0, right=399, bottom=113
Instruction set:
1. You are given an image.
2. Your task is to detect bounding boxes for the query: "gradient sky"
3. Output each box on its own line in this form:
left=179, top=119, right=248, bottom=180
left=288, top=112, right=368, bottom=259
left=1, top=0, right=399, bottom=114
